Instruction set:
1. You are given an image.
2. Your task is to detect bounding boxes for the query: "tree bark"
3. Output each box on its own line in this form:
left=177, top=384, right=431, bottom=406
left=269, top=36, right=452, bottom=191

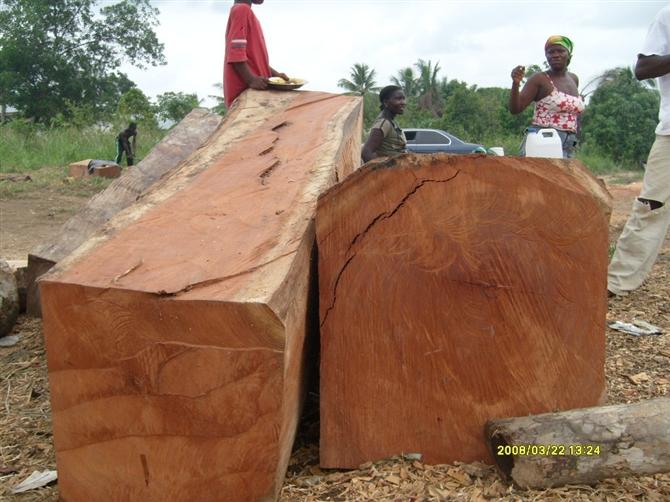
left=316, top=153, right=612, bottom=469
left=0, top=260, right=19, bottom=336
left=40, top=89, right=362, bottom=502
left=26, top=108, right=223, bottom=316
left=485, top=397, right=670, bottom=488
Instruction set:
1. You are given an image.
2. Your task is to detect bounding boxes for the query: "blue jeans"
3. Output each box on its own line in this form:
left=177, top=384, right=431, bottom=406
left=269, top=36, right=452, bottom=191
left=519, top=127, right=578, bottom=159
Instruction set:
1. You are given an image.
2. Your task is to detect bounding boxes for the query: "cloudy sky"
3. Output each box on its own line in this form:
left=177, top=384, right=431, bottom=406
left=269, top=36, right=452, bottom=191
left=120, top=0, right=666, bottom=107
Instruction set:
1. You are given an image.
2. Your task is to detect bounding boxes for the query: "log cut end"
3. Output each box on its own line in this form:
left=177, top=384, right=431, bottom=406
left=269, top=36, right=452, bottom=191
left=317, top=153, right=611, bottom=468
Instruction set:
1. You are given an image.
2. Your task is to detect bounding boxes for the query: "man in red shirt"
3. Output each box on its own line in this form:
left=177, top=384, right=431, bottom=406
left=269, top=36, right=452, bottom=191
left=223, top=0, right=288, bottom=107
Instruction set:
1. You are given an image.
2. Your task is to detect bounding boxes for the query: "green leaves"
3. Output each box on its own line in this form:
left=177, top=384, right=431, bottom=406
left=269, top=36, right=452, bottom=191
left=338, top=63, right=378, bottom=96
left=581, top=67, right=658, bottom=165
left=0, top=0, right=165, bottom=123
left=156, top=92, right=201, bottom=124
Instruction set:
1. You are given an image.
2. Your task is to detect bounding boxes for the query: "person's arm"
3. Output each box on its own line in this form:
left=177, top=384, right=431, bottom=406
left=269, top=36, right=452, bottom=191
left=131, top=133, right=136, bottom=157
left=270, top=67, right=289, bottom=81
left=362, top=129, right=384, bottom=163
left=509, top=66, right=541, bottom=115
left=635, top=54, right=670, bottom=80
left=232, top=62, right=267, bottom=89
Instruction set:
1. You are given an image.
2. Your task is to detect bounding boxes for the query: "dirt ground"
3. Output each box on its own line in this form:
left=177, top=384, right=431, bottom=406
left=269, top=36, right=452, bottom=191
left=0, top=170, right=668, bottom=501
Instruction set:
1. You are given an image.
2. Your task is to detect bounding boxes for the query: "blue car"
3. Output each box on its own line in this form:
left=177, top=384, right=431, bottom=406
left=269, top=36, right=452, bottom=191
left=403, top=128, right=483, bottom=154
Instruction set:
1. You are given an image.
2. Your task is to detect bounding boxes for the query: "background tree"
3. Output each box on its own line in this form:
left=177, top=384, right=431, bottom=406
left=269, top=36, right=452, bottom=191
left=208, top=83, right=227, bottom=116
left=581, top=67, right=659, bottom=165
left=0, top=0, right=165, bottom=124
left=118, top=88, right=157, bottom=129
left=156, top=92, right=201, bottom=124
left=338, top=63, right=378, bottom=96
left=391, top=67, right=419, bottom=99
left=415, top=59, right=444, bottom=117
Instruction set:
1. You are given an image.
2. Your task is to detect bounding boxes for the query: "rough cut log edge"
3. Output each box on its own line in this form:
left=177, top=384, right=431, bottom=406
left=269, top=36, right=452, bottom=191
left=25, top=108, right=223, bottom=317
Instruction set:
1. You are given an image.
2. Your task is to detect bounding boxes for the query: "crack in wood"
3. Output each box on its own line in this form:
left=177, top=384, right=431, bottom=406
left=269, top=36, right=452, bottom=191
left=259, top=159, right=281, bottom=185
left=321, top=173, right=460, bottom=327
left=155, top=249, right=297, bottom=297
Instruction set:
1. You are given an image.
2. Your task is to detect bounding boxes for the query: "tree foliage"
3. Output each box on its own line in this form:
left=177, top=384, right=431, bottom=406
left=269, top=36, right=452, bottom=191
left=338, top=63, right=378, bottom=95
left=581, top=67, right=659, bottom=164
left=118, top=88, right=157, bottom=128
left=156, top=91, right=201, bottom=124
left=414, top=59, right=444, bottom=117
left=0, top=0, right=166, bottom=123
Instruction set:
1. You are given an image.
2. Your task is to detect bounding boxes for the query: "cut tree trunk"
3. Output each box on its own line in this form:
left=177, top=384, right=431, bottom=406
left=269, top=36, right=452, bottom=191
left=316, top=153, right=612, bottom=469
left=26, top=108, right=223, bottom=316
left=0, top=260, right=19, bottom=336
left=485, top=397, right=670, bottom=488
left=40, top=89, right=362, bottom=502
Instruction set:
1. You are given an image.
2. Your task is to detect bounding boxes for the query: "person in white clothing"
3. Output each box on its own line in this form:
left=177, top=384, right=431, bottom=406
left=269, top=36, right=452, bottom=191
left=608, top=5, right=670, bottom=296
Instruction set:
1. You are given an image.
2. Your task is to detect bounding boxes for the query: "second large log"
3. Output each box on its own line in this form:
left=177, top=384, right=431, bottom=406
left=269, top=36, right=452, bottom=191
left=317, top=153, right=612, bottom=468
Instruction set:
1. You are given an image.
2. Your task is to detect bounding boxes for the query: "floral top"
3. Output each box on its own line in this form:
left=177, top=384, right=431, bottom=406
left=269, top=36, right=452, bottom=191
left=532, top=74, right=585, bottom=132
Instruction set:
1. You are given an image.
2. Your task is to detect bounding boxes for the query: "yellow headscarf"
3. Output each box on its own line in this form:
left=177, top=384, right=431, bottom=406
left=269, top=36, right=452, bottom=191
left=545, top=35, right=574, bottom=56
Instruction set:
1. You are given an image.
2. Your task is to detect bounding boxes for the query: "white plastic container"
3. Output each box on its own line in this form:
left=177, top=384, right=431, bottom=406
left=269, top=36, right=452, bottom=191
left=525, top=128, right=563, bottom=158
left=489, top=146, right=504, bottom=156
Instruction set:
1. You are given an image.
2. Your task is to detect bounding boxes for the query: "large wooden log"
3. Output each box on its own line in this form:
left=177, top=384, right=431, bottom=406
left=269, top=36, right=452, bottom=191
left=26, top=108, right=223, bottom=316
left=40, top=90, right=362, bottom=501
left=316, top=153, right=612, bottom=469
left=485, top=397, right=670, bottom=488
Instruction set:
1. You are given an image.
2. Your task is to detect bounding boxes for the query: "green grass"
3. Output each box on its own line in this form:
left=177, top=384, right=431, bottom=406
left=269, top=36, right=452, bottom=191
left=0, top=123, right=166, bottom=173
left=0, top=164, right=115, bottom=199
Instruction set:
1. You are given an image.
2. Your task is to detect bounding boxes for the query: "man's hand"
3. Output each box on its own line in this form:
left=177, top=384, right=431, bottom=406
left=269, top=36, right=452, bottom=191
left=270, top=67, right=289, bottom=82
left=248, top=75, right=268, bottom=90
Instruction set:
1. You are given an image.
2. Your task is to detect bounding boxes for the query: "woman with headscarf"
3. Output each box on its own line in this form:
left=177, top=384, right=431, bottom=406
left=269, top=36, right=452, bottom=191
left=362, top=85, right=407, bottom=162
left=509, top=35, right=585, bottom=158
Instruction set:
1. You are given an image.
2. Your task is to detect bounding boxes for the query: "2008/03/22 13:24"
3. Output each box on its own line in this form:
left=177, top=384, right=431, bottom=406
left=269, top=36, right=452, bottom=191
left=496, top=444, right=602, bottom=456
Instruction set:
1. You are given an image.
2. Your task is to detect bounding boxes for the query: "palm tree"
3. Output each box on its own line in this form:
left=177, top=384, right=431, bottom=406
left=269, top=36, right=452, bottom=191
left=338, top=63, right=378, bottom=95
left=580, top=67, right=654, bottom=99
left=391, top=67, right=419, bottom=98
left=414, top=59, right=444, bottom=117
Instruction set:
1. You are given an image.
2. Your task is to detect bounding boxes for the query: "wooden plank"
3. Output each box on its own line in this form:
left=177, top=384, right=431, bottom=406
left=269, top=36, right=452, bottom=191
left=486, top=397, right=670, bottom=488
left=40, top=89, right=363, bottom=501
left=26, top=108, right=224, bottom=316
left=316, top=153, right=612, bottom=468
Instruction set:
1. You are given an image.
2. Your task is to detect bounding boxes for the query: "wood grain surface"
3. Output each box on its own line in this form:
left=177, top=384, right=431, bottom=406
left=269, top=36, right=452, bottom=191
left=317, top=153, right=612, bottom=469
left=26, top=108, right=224, bottom=316
left=40, top=89, right=363, bottom=501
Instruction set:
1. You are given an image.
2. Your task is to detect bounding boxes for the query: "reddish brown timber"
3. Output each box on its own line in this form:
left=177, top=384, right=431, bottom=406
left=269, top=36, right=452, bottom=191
left=40, top=90, right=363, bottom=501
left=317, top=153, right=612, bottom=468
left=26, top=108, right=223, bottom=316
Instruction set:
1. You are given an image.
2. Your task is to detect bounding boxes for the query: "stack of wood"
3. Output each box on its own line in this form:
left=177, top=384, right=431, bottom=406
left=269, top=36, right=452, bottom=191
left=40, top=90, right=362, bottom=501
left=26, top=108, right=223, bottom=316
left=68, top=159, right=121, bottom=179
left=316, top=153, right=612, bottom=469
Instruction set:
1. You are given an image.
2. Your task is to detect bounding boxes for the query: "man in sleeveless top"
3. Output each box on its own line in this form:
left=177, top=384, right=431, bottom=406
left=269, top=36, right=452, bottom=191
left=509, top=36, right=584, bottom=158
left=608, top=6, right=670, bottom=296
left=115, top=122, right=137, bottom=167
left=362, top=85, right=407, bottom=162
left=223, top=0, right=288, bottom=107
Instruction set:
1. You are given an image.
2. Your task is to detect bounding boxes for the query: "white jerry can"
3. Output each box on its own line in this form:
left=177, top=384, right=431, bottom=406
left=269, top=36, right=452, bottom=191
left=525, top=128, right=563, bottom=158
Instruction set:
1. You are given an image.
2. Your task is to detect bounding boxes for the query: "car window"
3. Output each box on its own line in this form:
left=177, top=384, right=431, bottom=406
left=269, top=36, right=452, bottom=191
left=404, top=130, right=417, bottom=142
left=416, top=131, right=451, bottom=145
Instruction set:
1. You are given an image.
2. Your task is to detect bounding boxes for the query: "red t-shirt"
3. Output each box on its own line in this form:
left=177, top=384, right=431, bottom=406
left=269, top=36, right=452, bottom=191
left=223, top=3, right=271, bottom=107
